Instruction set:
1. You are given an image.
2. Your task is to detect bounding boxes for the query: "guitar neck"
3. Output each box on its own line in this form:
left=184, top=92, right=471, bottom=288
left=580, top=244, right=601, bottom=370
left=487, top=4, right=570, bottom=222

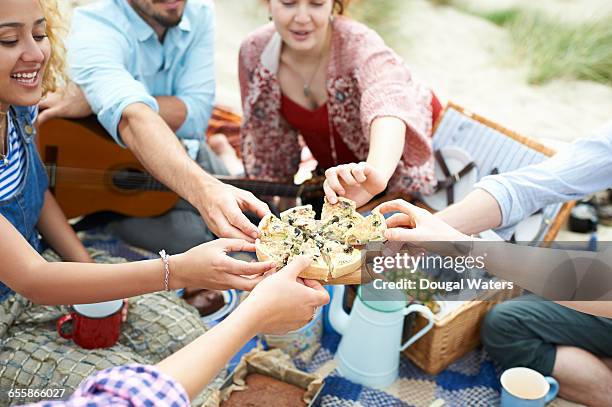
left=215, top=175, right=310, bottom=197
left=46, top=165, right=322, bottom=199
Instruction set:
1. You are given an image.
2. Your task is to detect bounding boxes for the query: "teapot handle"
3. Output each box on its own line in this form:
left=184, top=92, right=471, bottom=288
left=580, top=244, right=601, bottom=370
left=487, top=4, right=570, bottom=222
left=400, top=304, right=434, bottom=351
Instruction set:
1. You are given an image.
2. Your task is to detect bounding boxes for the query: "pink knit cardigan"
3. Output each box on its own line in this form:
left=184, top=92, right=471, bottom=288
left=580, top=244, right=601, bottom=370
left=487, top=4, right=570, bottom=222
left=238, top=17, right=436, bottom=194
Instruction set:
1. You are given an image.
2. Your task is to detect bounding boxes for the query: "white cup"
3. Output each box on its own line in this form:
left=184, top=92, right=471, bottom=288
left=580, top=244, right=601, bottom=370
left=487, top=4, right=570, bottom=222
left=500, top=367, right=559, bottom=406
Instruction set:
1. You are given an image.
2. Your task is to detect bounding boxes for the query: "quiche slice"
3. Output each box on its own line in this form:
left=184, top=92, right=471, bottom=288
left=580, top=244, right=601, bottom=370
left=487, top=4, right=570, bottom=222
left=320, top=213, right=362, bottom=243
left=321, top=197, right=360, bottom=222
left=320, top=239, right=362, bottom=279
left=343, top=209, right=387, bottom=245
left=280, top=205, right=319, bottom=234
left=320, top=197, right=364, bottom=242
left=259, top=214, right=300, bottom=242
left=256, top=239, right=291, bottom=269
left=257, top=214, right=327, bottom=279
left=256, top=236, right=330, bottom=280
left=256, top=214, right=300, bottom=269
left=286, top=239, right=329, bottom=280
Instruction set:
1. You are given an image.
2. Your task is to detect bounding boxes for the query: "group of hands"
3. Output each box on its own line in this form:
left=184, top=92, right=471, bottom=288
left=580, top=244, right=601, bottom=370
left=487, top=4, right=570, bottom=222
left=38, top=86, right=467, bottom=335
left=167, top=198, right=466, bottom=336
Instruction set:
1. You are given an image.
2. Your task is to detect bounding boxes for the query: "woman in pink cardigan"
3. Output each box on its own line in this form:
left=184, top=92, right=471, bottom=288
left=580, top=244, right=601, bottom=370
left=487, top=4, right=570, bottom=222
left=239, top=0, right=441, bottom=207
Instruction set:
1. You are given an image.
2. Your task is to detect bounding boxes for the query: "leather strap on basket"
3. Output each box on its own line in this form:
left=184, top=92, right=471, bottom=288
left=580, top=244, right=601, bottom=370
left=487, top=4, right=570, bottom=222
left=434, top=150, right=476, bottom=206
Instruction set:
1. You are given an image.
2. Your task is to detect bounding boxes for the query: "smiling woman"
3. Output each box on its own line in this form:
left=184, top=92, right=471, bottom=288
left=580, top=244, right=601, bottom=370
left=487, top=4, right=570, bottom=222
left=0, top=0, right=65, bottom=107
left=0, top=1, right=210, bottom=404
left=0, top=2, right=46, bottom=108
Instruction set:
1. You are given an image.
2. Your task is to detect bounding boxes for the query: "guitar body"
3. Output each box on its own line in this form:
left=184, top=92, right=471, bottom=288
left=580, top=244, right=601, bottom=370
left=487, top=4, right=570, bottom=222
left=38, top=117, right=180, bottom=218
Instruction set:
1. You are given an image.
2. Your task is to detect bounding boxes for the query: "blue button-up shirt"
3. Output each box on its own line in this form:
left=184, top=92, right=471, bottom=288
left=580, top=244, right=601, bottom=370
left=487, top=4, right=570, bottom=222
left=475, top=122, right=612, bottom=236
left=68, top=0, right=215, bottom=147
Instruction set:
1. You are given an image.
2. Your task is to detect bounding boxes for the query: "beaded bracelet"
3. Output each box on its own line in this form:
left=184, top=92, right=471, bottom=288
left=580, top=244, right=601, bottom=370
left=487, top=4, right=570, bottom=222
left=159, top=250, right=171, bottom=291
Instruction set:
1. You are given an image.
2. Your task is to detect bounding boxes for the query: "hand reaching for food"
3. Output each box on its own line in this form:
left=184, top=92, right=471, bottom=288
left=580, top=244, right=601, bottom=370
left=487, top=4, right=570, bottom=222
left=172, top=239, right=276, bottom=291
left=241, top=256, right=330, bottom=335
left=376, top=199, right=469, bottom=243
left=323, top=162, right=388, bottom=208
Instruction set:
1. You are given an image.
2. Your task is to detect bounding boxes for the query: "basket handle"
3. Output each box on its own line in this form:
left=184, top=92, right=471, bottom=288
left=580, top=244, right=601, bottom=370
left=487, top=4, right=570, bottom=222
left=401, top=304, right=434, bottom=351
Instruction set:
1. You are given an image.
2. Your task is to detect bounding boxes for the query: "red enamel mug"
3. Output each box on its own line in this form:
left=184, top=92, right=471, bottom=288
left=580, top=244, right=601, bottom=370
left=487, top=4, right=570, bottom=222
left=57, top=300, right=123, bottom=349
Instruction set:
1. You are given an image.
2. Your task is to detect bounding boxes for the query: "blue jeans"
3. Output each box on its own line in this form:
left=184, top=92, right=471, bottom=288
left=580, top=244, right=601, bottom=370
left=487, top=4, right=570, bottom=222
left=0, top=106, right=48, bottom=301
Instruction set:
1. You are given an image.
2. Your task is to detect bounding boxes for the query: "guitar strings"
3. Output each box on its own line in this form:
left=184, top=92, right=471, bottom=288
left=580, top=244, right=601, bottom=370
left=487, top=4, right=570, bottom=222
left=47, top=166, right=322, bottom=195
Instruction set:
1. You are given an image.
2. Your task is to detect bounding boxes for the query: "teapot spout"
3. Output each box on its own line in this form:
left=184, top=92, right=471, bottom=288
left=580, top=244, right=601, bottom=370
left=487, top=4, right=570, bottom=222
left=329, top=285, right=350, bottom=335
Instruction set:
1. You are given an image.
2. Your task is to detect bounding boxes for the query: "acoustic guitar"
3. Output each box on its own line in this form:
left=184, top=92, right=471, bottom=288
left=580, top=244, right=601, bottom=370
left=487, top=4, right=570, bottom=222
left=37, top=116, right=323, bottom=219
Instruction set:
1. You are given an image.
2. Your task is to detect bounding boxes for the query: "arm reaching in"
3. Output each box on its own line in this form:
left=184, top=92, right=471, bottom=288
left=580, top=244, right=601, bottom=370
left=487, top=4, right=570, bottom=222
left=435, top=189, right=503, bottom=235
left=376, top=199, right=612, bottom=318
left=324, top=117, right=405, bottom=207
left=438, top=124, right=612, bottom=236
left=157, top=256, right=330, bottom=399
left=118, top=103, right=270, bottom=241
left=26, top=257, right=330, bottom=406
left=1, top=214, right=276, bottom=305
left=37, top=84, right=187, bottom=133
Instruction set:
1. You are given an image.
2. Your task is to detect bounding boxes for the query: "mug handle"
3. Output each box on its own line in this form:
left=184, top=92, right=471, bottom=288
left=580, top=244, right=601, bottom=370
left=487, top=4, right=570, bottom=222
left=57, top=314, right=75, bottom=339
left=544, top=376, right=559, bottom=404
left=400, top=304, right=435, bottom=351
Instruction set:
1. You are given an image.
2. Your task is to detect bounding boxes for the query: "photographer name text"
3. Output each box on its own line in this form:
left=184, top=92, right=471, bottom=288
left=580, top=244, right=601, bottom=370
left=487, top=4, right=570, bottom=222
left=373, top=278, right=514, bottom=292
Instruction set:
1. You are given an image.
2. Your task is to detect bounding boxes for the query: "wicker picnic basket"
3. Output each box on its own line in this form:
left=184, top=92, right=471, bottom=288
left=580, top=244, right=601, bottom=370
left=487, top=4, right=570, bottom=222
left=398, top=103, right=575, bottom=375
left=402, top=287, right=522, bottom=375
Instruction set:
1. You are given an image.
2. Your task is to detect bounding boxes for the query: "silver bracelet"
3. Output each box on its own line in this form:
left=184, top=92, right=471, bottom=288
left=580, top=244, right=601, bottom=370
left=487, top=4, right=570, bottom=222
left=159, top=250, right=171, bottom=291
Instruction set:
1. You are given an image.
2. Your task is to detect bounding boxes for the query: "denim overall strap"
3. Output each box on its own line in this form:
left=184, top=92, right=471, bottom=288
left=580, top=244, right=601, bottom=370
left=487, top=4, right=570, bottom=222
left=0, top=106, right=48, bottom=301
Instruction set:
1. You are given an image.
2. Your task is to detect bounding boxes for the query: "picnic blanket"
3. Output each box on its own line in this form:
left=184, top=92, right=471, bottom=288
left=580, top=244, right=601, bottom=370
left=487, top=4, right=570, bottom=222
left=79, top=229, right=576, bottom=407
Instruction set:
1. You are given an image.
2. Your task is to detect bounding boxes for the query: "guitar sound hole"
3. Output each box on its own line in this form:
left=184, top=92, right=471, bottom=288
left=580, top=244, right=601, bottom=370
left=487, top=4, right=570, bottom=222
left=112, top=168, right=148, bottom=191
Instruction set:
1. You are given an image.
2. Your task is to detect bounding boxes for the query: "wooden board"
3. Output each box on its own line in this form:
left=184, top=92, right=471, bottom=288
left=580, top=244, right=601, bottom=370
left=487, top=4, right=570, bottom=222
left=322, top=261, right=377, bottom=285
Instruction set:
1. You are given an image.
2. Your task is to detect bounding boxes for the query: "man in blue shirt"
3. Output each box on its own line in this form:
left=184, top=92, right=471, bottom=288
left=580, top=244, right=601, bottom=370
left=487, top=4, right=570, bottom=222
left=380, top=122, right=612, bottom=406
left=39, top=0, right=268, bottom=252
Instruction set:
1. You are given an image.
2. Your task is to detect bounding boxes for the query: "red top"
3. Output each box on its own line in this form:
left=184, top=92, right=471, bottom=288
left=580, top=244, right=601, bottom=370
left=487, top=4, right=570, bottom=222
left=431, top=93, right=443, bottom=129
left=281, top=92, right=443, bottom=170
left=281, top=93, right=358, bottom=169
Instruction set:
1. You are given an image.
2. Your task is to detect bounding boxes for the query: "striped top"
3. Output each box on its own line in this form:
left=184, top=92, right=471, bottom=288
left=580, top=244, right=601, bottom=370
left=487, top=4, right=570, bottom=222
left=0, top=107, right=36, bottom=201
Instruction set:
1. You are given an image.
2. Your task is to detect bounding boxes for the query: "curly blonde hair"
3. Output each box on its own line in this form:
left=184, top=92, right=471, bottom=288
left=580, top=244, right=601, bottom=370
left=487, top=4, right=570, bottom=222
left=37, top=0, right=68, bottom=95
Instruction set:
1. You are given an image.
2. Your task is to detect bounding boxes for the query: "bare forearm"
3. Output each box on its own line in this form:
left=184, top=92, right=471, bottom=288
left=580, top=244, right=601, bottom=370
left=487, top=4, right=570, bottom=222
left=17, top=257, right=185, bottom=305
left=155, top=96, right=187, bottom=132
left=119, top=103, right=218, bottom=210
left=156, top=303, right=259, bottom=400
left=3, top=213, right=189, bottom=305
left=36, top=191, right=91, bottom=262
left=367, top=117, right=406, bottom=182
left=436, top=189, right=503, bottom=234
left=32, top=261, right=162, bottom=303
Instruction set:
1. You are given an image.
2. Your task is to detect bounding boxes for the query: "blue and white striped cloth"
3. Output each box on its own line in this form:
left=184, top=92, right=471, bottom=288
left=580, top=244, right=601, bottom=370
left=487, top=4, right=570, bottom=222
left=0, top=107, right=37, bottom=201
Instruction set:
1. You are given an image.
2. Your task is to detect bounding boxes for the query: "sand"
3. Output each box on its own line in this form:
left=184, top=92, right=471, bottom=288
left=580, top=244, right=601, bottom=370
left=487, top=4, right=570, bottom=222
left=64, top=0, right=612, bottom=143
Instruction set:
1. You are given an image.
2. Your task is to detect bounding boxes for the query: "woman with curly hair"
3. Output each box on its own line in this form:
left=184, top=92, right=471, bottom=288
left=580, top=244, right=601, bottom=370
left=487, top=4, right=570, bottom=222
left=0, top=1, right=301, bottom=404
left=240, top=0, right=442, bottom=208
